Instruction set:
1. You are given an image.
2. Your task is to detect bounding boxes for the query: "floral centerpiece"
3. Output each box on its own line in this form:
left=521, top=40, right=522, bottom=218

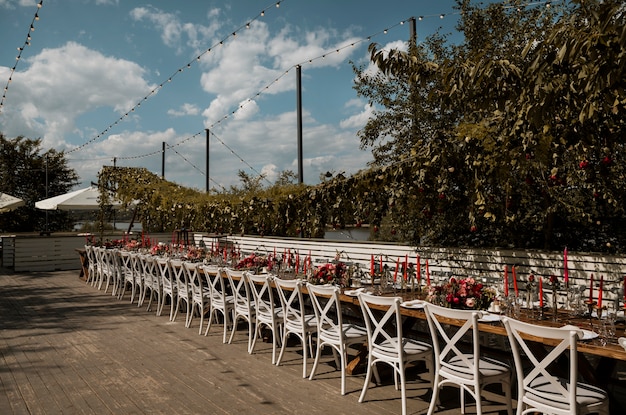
left=235, top=253, right=268, bottom=272
left=427, top=276, right=496, bottom=310
left=150, top=242, right=170, bottom=256
left=308, top=262, right=347, bottom=287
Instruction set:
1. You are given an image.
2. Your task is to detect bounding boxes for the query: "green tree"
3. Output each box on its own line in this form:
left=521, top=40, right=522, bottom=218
left=363, top=0, right=626, bottom=251
left=0, top=133, right=79, bottom=232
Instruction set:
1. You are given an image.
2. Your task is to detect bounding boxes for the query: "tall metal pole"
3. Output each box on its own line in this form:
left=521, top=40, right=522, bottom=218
left=161, top=141, right=165, bottom=179
left=45, top=155, right=48, bottom=233
left=205, top=128, right=210, bottom=193
left=296, top=65, right=303, bottom=184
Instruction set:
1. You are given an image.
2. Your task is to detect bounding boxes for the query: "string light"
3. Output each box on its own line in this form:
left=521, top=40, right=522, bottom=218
left=71, top=0, right=555, bottom=184
left=0, top=0, right=44, bottom=114
left=66, top=0, right=285, bottom=155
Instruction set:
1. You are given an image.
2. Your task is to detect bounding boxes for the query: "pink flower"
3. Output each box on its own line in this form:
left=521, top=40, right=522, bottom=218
left=465, top=298, right=476, bottom=308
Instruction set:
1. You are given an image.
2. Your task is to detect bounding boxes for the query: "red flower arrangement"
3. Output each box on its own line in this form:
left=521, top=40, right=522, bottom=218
left=308, top=262, right=347, bottom=287
left=427, top=276, right=496, bottom=310
left=235, top=253, right=268, bottom=270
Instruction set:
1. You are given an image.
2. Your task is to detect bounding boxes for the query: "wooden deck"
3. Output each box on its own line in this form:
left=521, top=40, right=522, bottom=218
left=0, top=267, right=477, bottom=415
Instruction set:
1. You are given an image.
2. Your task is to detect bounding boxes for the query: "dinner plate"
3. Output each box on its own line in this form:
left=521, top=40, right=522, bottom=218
left=478, top=313, right=501, bottom=323
left=344, top=288, right=366, bottom=297
left=580, top=329, right=598, bottom=340
left=400, top=300, right=425, bottom=309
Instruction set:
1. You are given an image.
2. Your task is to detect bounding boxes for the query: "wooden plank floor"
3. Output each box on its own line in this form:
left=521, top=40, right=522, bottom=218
left=0, top=267, right=488, bottom=415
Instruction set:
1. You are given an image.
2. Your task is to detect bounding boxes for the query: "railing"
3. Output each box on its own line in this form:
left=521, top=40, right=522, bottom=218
left=194, top=233, right=626, bottom=305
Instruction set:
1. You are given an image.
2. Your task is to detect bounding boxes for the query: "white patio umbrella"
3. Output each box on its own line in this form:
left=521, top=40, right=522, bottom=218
left=35, top=186, right=122, bottom=211
left=0, top=192, right=25, bottom=212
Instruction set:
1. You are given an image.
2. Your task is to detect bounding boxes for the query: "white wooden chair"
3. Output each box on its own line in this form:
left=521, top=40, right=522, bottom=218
left=423, top=303, right=513, bottom=415
left=274, top=277, right=317, bottom=378
left=201, top=266, right=234, bottom=342
left=140, top=254, right=161, bottom=314
left=307, top=284, right=367, bottom=395
left=155, top=257, right=177, bottom=320
left=226, top=268, right=256, bottom=352
left=358, top=293, right=433, bottom=415
left=502, top=317, right=609, bottom=415
left=170, top=259, right=192, bottom=327
left=184, top=261, right=210, bottom=334
left=247, top=273, right=282, bottom=363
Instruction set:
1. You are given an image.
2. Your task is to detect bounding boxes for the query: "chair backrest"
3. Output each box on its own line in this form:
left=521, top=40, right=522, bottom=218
left=306, top=284, right=344, bottom=341
left=274, top=278, right=306, bottom=328
left=226, top=268, right=253, bottom=314
left=423, top=303, right=483, bottom=379
left=85, top=245, right=96, bottom=266
left=183, top=261, right=204, bottom=302
left=247, top=273, right=276, bottom=320
left=170, top=259, right=189, bottom=300
left=202, top=266, right=226, bottom=304
left=129, top=252, right=142, bottom=281
left=358, top=293, right=404, bottom=358
left=103, top=248, right=119, bottom=277
left=119, top=250, right=132, bottom=276
left=140, top=254, right=157, bottom=288
left=502, top=317, right=580, bottom=411
left=155, top=257, right=174, bottom=294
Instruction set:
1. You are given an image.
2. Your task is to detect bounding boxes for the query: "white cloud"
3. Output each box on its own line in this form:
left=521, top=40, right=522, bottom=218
left=340, top=101, right=374, bottom=129
left=0, top=0, right=34, bottom=8
left=198, top=20, right=361, bottom=128
left=168, top=103, right=200, bottom=117
left=0, top=41, right=156, bottom=149
left=129, top=6, right=217, bottom=53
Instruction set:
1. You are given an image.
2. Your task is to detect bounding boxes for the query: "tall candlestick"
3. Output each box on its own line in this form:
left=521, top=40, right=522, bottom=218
left=598, top=275, right=603, bottom=309
left=416, top=256, right=421, bottom=285
left=589, top=273, right=594, bottom=303
left=403, top=254, right=408, bottom=281
left=513, top=266, right=519, bottom=296
left=563, top=247, right=569, bottom=287
left=370, top=254, right=375, bottom=276
left=504, top=265, right=509, bottom=297
left=393, top=258, right=399, bottom=283
left=539, top=277, right=544, bottom=308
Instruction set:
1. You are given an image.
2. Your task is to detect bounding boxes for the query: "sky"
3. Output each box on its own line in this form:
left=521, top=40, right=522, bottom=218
left=0, top=0, right=468, bottom=192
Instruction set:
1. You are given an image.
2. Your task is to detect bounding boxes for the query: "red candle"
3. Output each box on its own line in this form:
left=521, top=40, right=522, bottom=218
left=393, top=258, right=399, bottom=282
left=539, top=277, right=544, bottom=308
left=370, top=254, right=375, bottom=276
left=403, top=254, right=408, bottom=281
left=512, top=266, right=519, bottom=296
left=563, top=247, right=569, bottom=287
left=623, top=276, right=626, bottom=305
left=589, top=274, right=594, bottom=303
left=380, top=255, right=383, bottom=273
left=426, top=259, right=430, bottom=286
left=295, top=253, right=300, bottom=273
left=504, top=265, right=509, bottom=297
left=598, top=275, right=603, bottom=309
left=416, top=256, right=421, bottom=284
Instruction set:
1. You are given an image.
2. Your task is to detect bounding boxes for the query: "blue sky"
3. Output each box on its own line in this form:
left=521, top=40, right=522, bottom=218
left=0, top=0, right=468, bottom=191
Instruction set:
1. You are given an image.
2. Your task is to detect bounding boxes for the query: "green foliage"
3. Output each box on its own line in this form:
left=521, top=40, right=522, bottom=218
left=0, top=133, right=78, bottom=232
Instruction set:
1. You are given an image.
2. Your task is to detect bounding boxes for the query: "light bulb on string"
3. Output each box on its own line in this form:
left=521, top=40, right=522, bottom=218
left=35, top=13, right=39, bottom=20
left=261, top=10, right=265, bottom=16
left=37, top=1, right=42, bottom=8
left=418, top=16, right=423, bottom=20
left=275, top=2, right=280, bottom=7
left=384, top=29, right=388, bottom=34
left=246, top=22, right=250, bottom=29
left=30, top=24, right=35, bottom=31
left=440, top=14, right=445, bottom=19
